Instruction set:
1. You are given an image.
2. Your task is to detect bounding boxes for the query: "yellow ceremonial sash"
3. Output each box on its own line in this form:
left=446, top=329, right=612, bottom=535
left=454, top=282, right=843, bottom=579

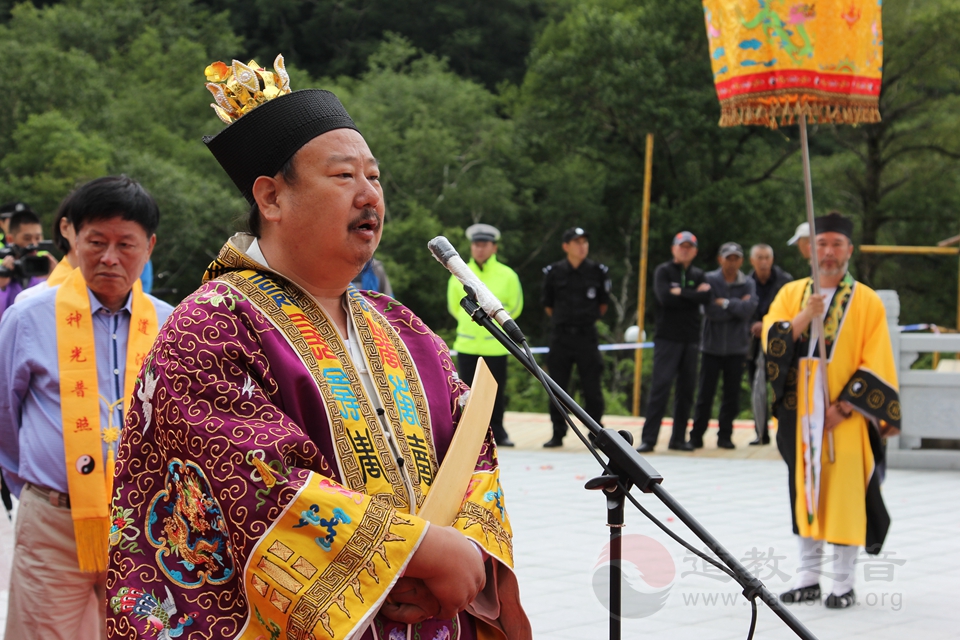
left=46, top=257, right=76, bottom=287
left=237, top=472, right=426, bottom=640
left=798, top=272, right=855, bottom=358
left=56, top=267, right=158, bottom=572
left=223, top=270, right=438, bottom=512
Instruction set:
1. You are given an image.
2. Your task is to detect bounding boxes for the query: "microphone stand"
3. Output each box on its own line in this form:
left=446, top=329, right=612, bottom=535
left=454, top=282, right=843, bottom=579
left=459, top=295, right=819, bottom=640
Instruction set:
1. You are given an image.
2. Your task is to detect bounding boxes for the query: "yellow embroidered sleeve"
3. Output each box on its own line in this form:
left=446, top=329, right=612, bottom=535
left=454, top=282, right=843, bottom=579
left=238, top=472, right=427, bottom=639
left=451, top=441, right=515, bottom=569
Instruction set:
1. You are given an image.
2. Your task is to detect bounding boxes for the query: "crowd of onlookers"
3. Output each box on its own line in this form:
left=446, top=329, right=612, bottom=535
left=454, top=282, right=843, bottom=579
left=439, top=218, right=814, bottom=451
left=637, top=223, right=810, bottom=452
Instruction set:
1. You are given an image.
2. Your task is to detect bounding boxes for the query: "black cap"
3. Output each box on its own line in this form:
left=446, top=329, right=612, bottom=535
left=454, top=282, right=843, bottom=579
left=0, top=202, right=33, bottom=219
left=814, top=212, right=854, bottom=240
left=562, top=227, right=589, bottom=243
left=203, top=89, right=359, bottom=204
left=718, top=242, right=743, bottom=258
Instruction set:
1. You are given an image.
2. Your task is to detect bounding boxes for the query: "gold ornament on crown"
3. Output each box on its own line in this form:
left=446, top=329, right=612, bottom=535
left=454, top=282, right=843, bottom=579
left=204, top=54, right=292, bottom=124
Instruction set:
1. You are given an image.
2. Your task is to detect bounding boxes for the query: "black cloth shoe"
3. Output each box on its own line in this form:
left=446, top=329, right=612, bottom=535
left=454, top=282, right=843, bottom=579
left=717, top=439, right=735, bottom=450
left=636, top=442, right=655, bottom=453
left=498, top=438, right=515, bottom=448
left=825, top=589, right=856, bottom=609
left=543, top=437, right=564, bottom=448
left=780, top=583, right=821, bottom=604
left=668, top=441, right=694, bottom=452
left=689, top=435, right=703, bottom=449
left=749, top=435, right=770, bottom=446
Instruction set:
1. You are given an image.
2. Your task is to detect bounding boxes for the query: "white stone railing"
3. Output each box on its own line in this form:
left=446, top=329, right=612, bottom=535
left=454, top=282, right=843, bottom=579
left=878, top=290, right=960, bottom=468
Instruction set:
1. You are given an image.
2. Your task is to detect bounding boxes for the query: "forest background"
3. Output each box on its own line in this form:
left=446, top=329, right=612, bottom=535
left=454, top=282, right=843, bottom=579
left=1, top=0, right=958, bottom=415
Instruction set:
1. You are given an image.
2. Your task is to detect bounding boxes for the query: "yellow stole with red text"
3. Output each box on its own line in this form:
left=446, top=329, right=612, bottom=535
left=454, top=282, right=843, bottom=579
left=223, top=270, right=441, bottom=638
left=225, top=269, right=438, bottom=510
left=46, top=257, right=75, bottom=287
left=55, top=268, right=158, bottom=572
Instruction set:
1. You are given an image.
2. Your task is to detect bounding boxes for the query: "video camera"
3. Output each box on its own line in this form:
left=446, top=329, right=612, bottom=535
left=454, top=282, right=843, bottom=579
left=0, top=240, right=56, bottom=280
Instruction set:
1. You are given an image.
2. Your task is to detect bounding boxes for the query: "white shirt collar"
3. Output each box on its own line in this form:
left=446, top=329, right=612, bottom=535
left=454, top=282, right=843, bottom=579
left=245, top=238, right=270, bottom=268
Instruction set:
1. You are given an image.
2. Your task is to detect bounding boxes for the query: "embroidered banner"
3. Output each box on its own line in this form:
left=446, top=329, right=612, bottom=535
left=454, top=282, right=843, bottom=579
left=703, top=0, right=883, bottom=127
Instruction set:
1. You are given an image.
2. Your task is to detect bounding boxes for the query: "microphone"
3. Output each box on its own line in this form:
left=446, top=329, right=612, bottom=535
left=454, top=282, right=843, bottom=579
left=428, top=236, right=526, bottom=344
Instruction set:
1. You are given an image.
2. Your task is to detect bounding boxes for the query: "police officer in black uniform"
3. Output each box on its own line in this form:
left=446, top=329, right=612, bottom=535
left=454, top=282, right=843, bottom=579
left=541, top=227, right=610, bottom=447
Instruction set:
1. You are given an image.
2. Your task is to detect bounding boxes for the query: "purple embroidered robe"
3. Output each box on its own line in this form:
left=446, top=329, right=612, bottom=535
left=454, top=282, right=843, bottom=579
left=106, top=237, right=528, bottom=640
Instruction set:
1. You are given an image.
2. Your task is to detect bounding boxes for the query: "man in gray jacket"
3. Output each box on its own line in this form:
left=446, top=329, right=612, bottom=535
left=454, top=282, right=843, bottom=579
left=690, top=242, right=758, bottom=449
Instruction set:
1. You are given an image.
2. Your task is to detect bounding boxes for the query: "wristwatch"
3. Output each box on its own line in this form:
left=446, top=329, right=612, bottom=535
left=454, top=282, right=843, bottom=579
left=721, top=298, right=730, bottom=310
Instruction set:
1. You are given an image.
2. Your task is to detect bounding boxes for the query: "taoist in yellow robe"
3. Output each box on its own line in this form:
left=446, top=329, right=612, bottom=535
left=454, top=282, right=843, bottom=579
left=763, top=212, right=900, bottom=610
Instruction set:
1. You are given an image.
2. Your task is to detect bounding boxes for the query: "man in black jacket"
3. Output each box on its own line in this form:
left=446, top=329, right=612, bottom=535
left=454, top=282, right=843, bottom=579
left=689, top=243, right=758, bottom=449
left=541, top=227, right=611, bottom=447
left=746, top=243, right=793, bottom=444
left=638, top=231, right=711, bottom=452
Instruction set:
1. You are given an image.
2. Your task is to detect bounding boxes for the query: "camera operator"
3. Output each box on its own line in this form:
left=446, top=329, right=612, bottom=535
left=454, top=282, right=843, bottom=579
left=0, top=208, right=56, bottom=322
left=15, top=202, right=80, bottom=304
left=0, top=201, right=31, bottom=246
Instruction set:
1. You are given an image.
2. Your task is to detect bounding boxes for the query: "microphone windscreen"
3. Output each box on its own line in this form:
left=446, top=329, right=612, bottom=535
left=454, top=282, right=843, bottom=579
left=428, top=236, right=459, bottom=266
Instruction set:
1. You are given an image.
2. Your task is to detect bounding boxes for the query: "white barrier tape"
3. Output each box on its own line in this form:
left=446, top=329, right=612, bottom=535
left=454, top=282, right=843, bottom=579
left=451, top=342, right=654, bottom=357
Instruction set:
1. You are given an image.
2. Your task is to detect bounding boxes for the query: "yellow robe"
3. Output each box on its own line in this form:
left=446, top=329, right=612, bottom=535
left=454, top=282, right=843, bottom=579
left=763, top=275, right=899, bottom=551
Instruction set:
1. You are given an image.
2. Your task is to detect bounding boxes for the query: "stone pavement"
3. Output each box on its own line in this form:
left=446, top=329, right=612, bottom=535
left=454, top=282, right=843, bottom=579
left=1, top=413, right=957, bottom=639
left=498, top=415, right=960, bottom=640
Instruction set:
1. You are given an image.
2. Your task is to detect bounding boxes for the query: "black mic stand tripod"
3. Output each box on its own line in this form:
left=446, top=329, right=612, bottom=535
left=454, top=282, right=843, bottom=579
left=458, top=294, right=818, bottom=640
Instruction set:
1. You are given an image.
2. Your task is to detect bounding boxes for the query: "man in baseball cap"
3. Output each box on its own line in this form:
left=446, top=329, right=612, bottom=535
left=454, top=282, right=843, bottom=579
left=787, top=222, right=811, bottom=261
left=638, top=230, right=711, bottom=452
left=689, top=241, right=757, bottom=450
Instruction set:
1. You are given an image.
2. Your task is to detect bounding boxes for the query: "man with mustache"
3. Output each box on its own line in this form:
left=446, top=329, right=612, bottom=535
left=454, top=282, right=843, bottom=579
left=106, top=57, right=529, bottom=640
left=763, top=212, right=900, bottom=610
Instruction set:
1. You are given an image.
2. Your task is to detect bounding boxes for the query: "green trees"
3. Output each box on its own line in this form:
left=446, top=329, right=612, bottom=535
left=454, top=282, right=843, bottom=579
left=196, top=0, right=549, bottom=88
left=0, top=0, right=245, bottom=297
left=324, top=36, right=530, bottom=332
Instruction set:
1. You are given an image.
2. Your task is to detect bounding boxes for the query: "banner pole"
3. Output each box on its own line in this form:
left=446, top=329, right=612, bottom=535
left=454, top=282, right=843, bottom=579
left=799, top=115, right=835, bottom=463
left=632, top=133, right=655, bottom=417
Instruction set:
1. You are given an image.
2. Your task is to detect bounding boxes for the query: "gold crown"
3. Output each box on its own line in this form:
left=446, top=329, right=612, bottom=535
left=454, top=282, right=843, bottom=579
left=204, top=54, right=291, bottom=124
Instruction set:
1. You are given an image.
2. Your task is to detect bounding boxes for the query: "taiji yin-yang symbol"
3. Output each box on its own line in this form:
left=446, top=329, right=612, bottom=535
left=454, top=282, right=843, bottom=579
left=76, top=455, right=96, bottom=475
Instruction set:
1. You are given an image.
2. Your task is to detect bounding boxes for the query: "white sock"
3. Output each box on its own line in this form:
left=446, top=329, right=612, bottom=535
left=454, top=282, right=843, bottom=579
left=831, top=545, right=858, bottom=595
left=793, top=536, right=825, bottom=589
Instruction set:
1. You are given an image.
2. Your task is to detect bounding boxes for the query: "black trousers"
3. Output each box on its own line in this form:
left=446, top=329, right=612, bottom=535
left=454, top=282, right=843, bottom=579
left=547, top=325, right=604, bottom=438
left=746, top=337, right=761, bottom=383
left=691, top=353, right=746, bottom=442
left=457, top=353, right=510, bottom=444
left=642, top=339, right=699, bottom=446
